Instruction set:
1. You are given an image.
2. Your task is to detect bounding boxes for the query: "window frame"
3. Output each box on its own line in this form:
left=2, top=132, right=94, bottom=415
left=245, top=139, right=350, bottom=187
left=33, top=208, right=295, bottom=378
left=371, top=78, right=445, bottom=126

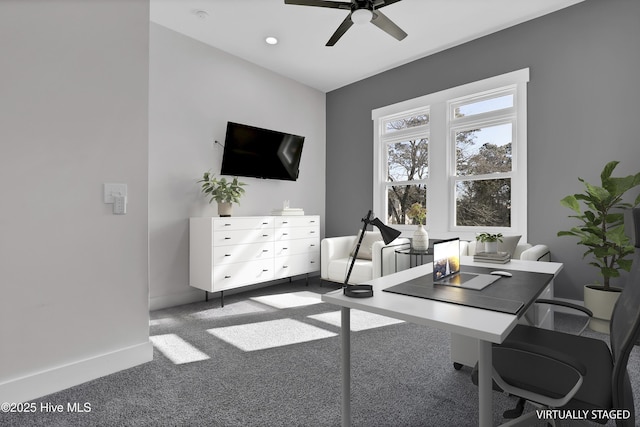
left=372, top=69, right=529, bottom=242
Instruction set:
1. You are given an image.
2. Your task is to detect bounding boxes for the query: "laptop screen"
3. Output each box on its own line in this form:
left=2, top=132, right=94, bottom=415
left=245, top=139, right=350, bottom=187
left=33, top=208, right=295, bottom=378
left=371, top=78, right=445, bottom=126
left=433, top=238, right=461, bottom=281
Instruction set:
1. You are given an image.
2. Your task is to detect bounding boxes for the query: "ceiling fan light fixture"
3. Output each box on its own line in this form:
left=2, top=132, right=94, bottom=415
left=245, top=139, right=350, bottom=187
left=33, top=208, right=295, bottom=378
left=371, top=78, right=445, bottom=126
left=351, top=9, right=373, bottom=25
left=265, top=36, right=279, bottom=45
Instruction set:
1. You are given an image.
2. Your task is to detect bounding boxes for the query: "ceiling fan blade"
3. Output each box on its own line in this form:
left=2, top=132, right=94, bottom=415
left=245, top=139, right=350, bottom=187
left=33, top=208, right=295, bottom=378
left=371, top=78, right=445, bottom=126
left=284, top=0, right=351, bottom=10
left=326, top=14, right=354, bottom=46
left=371, top=9, right=407, bottom=41
left=372, top=0, right=403, bottom=9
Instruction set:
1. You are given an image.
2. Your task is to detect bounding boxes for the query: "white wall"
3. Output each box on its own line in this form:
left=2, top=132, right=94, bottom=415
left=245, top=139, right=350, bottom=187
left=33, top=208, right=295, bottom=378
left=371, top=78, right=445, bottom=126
left=0, top=0, right=152, bottom=402
left=149, top=24, right=326, bottom=310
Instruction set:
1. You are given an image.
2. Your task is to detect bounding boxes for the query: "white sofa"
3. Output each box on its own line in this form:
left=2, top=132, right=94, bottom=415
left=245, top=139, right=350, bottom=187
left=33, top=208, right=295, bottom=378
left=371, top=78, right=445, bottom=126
left=321, top=231, right=410, bottom=285
left=460, top=239, right=550, bottom=261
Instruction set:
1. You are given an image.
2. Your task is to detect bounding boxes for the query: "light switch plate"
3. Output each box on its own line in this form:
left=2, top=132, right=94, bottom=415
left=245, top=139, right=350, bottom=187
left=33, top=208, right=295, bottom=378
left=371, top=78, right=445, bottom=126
left=104, top=183, right=128, bottom=203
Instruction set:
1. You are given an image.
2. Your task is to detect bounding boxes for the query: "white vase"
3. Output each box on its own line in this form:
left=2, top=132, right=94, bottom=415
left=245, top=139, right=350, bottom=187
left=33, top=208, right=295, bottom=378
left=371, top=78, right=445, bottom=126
left=412, top=225, right=429, bottom=251
left=484, top=241, right=498, bottom=253
left=584, top=284, right=622, bottom=333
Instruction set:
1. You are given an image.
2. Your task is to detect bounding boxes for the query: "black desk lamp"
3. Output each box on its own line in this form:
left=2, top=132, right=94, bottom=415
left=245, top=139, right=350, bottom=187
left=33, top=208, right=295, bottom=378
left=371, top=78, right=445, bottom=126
left=344, top=210, right=402, bottom=298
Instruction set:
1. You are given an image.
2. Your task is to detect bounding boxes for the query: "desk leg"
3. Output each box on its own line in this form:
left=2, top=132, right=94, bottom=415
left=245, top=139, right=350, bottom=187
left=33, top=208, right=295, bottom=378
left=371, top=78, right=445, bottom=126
left=478, top=340, right=492, bottom=427
left=341, top=307, right=351, bottom=427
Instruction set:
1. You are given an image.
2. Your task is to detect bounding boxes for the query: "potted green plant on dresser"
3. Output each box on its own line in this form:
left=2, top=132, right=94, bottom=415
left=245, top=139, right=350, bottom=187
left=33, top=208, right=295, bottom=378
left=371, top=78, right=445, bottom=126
left=558, top=161, right=640, bottom=332
left=198, top=172, right=246, bottom=217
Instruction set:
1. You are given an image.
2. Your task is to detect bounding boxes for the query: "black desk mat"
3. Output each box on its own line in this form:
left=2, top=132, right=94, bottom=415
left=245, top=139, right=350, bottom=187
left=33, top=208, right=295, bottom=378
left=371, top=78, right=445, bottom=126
left=383, top=266, right=554, bottom=315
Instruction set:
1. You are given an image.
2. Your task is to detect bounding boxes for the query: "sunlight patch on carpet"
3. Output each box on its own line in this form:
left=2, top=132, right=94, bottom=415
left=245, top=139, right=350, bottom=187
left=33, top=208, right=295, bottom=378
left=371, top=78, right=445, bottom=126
left=249, top=291, right=323, bottom=309
left=149, top=317, right=180, bottom=327
left=150, top=334, right=210, bottom=364
left=308, top=310, right=404, bottom=331
left=207, top=318, right=336, bottom=351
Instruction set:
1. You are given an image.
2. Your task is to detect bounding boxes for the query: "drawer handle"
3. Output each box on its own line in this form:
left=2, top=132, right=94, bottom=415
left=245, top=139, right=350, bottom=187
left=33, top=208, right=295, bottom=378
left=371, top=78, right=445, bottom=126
left=283, top=265, right=288, bottom=269
left=263, top=249, right=269, bottom=253
left=310, top=231, right=316, bottom=234
left=263, top=234, right=269, bottom=237
left=224, top=223, right=232, bottom=226
left=262, top=222, right=269, bottom=225
left=282, top=221, right=289, bottom=224
left=224, top=237, right=231, bottom=240
left=262, top=269, right=269, bottom=272
left=224, top=275, right=231, bottom=279
left=225, top=254, right=232, bottom=257
left=282, top=233, right=288, bottom=236
left=310, top=244, right=316, bottom=247
left=310, top=261, right=316, bottom=264
left=282, top=247, right=288, bottom=250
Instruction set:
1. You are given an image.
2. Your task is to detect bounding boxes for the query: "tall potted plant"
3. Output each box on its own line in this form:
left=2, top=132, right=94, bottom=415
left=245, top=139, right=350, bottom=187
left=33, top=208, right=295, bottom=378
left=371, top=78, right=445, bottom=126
left=198, top=172, right=246, bottom=217
left=558, top=161, right=640, bottom=332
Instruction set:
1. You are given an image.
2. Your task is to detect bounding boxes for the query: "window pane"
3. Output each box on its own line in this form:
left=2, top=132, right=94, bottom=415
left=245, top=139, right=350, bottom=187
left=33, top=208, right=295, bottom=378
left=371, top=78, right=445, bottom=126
left=387, top=184, right=427, bottom=225
left=456, top=179, right=511, bottom=227
left=454, top=94, right=513, bottom=118
left=384, top=113, right=429, bottom=133
left=456, top=123, right=512, bottom=176
left=387, top=138, right=428, bottom=182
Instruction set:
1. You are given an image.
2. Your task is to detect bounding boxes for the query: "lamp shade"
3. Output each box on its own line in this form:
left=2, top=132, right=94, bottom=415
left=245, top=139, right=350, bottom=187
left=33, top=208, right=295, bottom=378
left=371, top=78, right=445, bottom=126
left=370, top=217, right=401, bottom=244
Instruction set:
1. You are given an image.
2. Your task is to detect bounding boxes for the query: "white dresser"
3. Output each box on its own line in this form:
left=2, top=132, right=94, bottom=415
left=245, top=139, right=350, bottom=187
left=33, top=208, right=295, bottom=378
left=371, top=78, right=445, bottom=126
left=189, top=215, right=320, bottom=304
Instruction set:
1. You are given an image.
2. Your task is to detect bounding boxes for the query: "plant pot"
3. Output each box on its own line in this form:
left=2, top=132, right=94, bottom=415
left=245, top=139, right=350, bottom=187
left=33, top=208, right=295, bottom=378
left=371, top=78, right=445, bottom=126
left=584, top=284, right=622, bottom=333
left=412, top=225, right=429, bottom=251
left=484, top=241, right=498, bottom=253
left=217, top=202, right=233, bottom=217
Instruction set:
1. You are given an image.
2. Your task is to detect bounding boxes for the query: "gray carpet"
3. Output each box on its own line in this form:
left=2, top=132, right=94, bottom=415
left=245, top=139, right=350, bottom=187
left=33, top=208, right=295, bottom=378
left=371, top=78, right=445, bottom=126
left=3, top=278, right=638, bottom=427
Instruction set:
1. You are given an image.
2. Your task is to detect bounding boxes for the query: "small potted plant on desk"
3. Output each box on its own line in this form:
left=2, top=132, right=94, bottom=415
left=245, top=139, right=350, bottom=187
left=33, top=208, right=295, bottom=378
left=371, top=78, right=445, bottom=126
left=198, top=172, right=246, bottom=217
left=558, top=161, right=640, bottom=333
left=476, top=232, right=503, bottom=253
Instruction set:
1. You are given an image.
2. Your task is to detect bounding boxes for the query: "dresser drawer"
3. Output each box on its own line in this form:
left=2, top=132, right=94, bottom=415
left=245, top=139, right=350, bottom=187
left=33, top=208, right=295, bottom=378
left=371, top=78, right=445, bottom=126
left=274, top=237, right=319, bottom=257
left=274, top=226, right=319, bottom=241
left=274, top=216, right=319, bottom=228
left=213, top=242, right=273, bottom=265
left=274, top=253, right=320, bottom=278
left=213, top=259, right=274, bottom=291
left=212, top=229, right=274, bottom=246
left=212, top=217, right=273, bottom=232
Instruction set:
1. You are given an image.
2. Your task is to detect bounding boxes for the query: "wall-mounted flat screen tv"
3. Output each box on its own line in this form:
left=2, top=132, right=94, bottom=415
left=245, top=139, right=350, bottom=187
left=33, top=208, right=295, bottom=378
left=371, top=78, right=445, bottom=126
left=220, top=122, right=305, bottom=181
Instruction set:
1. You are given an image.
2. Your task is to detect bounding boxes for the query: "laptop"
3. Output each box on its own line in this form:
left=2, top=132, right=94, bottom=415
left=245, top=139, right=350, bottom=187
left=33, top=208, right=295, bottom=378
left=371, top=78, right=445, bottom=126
left=432, top=238, right=500, bottom=291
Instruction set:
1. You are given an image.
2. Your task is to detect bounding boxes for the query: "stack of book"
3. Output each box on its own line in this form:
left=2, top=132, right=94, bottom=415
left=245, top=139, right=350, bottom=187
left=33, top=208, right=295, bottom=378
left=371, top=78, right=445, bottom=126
left=473, top=251, right=511, bottom=264
left=271, top=208, right=305, bottom=216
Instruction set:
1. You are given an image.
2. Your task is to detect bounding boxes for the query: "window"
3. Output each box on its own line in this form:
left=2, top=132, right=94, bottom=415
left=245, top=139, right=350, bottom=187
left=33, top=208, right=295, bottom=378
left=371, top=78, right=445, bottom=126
left=380, top=110, right=429, bottom=225
left=372, top=69, right=529, bottom=241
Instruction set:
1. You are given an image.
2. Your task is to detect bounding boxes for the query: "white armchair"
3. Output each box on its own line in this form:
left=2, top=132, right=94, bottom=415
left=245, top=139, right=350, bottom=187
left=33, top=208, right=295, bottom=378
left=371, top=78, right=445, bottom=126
left=321, top=231, right=410, bottom=285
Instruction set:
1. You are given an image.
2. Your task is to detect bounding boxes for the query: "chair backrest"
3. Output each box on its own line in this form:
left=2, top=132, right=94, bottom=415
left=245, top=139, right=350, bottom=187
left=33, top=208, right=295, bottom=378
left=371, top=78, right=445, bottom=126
left=609, top=207, right=640, bottom=423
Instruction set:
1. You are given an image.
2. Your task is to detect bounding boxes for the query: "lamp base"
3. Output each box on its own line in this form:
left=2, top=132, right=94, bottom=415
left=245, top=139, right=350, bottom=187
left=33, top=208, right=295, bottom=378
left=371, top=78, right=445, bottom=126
left=344, top=284, right=373, bottom=298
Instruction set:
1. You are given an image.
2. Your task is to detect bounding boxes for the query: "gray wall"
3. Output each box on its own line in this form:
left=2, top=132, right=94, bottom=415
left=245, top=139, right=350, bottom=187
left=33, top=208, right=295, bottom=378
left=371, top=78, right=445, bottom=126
left=149, top=24, right=326, bottom=310
left=326, top=0, right=640, bottom=300
left=0, top=0, right=151, bottom=402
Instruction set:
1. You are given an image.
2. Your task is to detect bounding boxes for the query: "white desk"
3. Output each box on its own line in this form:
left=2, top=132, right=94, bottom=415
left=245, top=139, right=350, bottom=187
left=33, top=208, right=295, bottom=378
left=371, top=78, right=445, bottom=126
left=321, top=256, right=563, bottom=427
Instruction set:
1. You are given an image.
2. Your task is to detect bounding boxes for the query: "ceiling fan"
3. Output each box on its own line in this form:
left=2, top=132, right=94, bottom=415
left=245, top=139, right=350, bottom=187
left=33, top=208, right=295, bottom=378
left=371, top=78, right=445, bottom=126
left=284, top=0, right=407, bottom=46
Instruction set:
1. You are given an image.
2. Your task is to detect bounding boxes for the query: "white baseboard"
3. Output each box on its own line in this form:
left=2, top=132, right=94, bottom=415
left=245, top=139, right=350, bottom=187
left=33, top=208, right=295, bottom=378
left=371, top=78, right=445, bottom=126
left=0, top=341, right=153, bottom=404
left=149, top=288, right=203, bottom=311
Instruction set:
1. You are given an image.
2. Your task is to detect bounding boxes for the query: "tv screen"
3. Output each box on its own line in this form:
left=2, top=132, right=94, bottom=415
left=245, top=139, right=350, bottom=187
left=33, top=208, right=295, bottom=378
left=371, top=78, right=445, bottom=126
left=220, top=122, right=305, bottom=181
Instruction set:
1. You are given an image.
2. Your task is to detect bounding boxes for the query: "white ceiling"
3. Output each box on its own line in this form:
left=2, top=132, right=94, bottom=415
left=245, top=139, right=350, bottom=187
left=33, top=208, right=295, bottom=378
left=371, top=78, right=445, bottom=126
left=150, top=0, right=584, bottom=92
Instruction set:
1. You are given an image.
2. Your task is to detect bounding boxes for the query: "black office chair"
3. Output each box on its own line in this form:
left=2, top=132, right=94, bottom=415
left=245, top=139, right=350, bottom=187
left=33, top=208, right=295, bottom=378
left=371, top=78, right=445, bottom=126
left=475, top=207, right=640, bottom=426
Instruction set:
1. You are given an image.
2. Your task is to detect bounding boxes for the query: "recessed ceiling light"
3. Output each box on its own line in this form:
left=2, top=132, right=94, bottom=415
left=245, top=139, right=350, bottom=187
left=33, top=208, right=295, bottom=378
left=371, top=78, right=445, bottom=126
left=193, top=9, right=209, bottom=20
left=265, top=36, right=278, bottom=45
